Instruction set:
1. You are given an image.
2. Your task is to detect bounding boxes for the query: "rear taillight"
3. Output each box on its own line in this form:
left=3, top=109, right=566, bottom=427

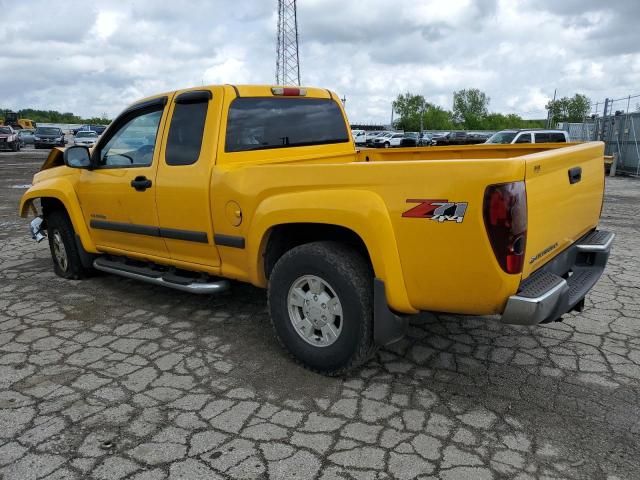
left=483, top=181, right=527, bottom=274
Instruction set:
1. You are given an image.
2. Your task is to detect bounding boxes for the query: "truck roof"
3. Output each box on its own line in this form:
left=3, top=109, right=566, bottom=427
left=500, top=128, right=567, bottom=133
left=132, top=85, right=337, bottom=108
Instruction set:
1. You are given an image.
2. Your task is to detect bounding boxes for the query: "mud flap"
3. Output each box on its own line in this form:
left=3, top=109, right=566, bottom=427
left=373, top=278, right=409, bottom=346
left=74, top=234, right=97, bottom=269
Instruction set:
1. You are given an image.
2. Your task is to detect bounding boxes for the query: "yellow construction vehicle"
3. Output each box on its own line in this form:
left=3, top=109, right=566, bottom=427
left=0, top=111, right=36, bottom=130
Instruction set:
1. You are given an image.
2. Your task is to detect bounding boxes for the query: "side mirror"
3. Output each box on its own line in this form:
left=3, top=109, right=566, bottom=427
left=64, top=145, right=92, bottom=169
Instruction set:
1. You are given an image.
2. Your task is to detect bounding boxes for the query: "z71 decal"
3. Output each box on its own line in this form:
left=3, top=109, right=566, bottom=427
left=402, top=199, right=468, bottom=223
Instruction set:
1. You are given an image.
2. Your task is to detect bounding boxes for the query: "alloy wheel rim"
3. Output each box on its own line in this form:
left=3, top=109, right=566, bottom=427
left=287, top=275, right=343, bottom=347
left=52, top=231, right=68, bottom=272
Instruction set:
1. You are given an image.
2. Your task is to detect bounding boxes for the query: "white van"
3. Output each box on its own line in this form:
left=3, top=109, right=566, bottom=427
left=485, top=129, right=569, bottom=144
left=352, top=129, right=367, bottom=146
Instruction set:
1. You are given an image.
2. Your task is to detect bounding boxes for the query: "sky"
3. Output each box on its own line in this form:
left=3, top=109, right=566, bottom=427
left=1, top=0, right=639, bottom=124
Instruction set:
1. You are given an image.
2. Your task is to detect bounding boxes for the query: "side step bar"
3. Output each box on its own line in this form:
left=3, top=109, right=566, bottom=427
left=93, top=257, right=230, bottom=295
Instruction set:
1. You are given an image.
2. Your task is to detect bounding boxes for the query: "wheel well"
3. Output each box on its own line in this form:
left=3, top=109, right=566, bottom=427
left=264, top=223, right=372, bottom=279
left=40, top=197, right=67, bottom=219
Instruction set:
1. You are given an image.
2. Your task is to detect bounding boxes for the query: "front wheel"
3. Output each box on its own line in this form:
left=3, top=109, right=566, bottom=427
left=268, top=241, right=375, bottom=375
left=46, top=210, right=90, bottom=279
left=384, top=142, right=390, bottom=148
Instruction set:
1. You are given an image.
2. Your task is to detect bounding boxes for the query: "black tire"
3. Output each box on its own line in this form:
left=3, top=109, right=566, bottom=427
left=46, top=210, right=88, bottom=280
left=268, top=241, right=375, bottom=375
left=384, top=142, right=390, bottom=148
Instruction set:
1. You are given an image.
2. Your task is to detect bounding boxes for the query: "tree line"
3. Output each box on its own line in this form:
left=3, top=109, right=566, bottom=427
left=1, top=108, right=110, bottom=125
left=392, top=89, right=591, bottom=131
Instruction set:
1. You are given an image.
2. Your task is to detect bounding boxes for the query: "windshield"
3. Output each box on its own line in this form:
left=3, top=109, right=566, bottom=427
left=486, top=131, right=517, bottom=144
left=36, top=127, right=61, bottom=135
left=76, top=131, right=97, bottom=138
left=0, top=127, right=11, bottom=134
left=404, top=132, right=418, bottom=138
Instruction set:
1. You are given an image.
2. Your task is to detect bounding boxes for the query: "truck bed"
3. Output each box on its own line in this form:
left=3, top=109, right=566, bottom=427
left=356, top=143, right=580, bottom=162
left=356, top=141, right=606, bottom=282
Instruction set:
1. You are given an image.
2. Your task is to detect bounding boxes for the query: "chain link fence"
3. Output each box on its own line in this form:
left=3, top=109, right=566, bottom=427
left=558, top=112, right=640, bottom=176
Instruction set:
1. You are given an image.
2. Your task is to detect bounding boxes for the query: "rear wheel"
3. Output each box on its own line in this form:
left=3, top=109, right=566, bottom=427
left=268, top=241, right=375, bottom=375
left=46, top=210, right=89, bottom=280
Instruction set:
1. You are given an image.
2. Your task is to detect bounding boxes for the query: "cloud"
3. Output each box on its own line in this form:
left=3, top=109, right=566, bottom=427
left=0, top=0, right=639, bottom=123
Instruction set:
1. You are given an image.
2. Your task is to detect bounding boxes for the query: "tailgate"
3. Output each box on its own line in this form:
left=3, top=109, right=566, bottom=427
left=523, top=142, right=605, bottom=278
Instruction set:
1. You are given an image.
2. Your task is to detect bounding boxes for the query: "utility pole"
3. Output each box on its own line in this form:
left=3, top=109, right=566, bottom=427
left=275, top=0, right=301, bottom=85
left=546, top=88, right=557, bottom=128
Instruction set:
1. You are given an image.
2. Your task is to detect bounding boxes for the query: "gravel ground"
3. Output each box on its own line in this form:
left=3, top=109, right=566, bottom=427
left=0, top=149, right=639, bottom=480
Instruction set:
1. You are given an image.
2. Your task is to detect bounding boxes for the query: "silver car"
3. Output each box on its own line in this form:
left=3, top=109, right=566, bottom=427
left=73, top=131, right=99, bottom=148
left=18, top=129, right=35, bottom=146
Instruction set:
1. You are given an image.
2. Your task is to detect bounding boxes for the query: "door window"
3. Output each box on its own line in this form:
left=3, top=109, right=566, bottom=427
left=534, top=132, right=551, bottom=143
left=515, top=133, right=532, bottom=143
left=98, top=110, right=163, bottom=167
left=549, top=133, right=567, bottom=142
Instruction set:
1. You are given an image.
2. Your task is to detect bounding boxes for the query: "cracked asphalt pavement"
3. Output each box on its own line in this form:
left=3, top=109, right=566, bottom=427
left=0, top=150, right=639, bottom=480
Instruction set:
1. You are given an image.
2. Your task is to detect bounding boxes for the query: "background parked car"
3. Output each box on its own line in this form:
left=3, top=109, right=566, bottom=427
left=418, top=132, right=433, bottom=146
left=430, top=131, right=450, bottom=145
left=372, top=132, right=404, bottom=148
left=352, top=129, right=367, bottom=146
left=73, top=130, right=99, bottom=148
left=34, top=127, right=66, bottom=149
left=467, top=132, right=493, bottom=142
left=92, top=125, right=108, bottom=135
left=432, top=131, right=487, bottom=146
left=485, top=129, right=569, bottom=144
left=364, top=131, right=387, bottom=146
left=72, top=124, right=108, bottom=136
left=399, top=132, right=419, bottom=147
left=0, top=126, right=20, bottom=151
left=18, top=129, right=35, bottom=147
left=451, top=131, right=472, bottom=145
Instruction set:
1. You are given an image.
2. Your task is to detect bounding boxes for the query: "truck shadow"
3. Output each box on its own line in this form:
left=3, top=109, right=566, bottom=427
left=81, top=271, right=622, bottom=412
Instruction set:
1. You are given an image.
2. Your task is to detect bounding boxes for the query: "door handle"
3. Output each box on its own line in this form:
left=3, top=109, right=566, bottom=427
left=568, top=167, right=582, bottom=184
left=131, top=176, right=152, bottom=191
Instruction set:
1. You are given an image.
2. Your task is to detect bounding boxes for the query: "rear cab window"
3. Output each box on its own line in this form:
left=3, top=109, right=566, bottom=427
left=225, top=98, right=349, bottom=153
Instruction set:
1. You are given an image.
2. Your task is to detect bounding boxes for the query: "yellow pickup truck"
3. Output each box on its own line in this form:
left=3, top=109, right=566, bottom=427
left=19, top=85, right=614, bottom=375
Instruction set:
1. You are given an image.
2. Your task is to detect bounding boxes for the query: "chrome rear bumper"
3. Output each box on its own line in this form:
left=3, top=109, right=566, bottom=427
left=501, top=230, right=614, bottom=325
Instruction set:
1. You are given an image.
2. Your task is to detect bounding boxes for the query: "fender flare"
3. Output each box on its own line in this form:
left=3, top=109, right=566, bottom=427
left=19, top=178, right=97, bottom=253
left=247, top=189, right=417, bottom=314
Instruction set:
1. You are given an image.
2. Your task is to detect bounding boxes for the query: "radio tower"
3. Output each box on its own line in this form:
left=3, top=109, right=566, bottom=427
left=276, top=0, right=301, bottom=85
